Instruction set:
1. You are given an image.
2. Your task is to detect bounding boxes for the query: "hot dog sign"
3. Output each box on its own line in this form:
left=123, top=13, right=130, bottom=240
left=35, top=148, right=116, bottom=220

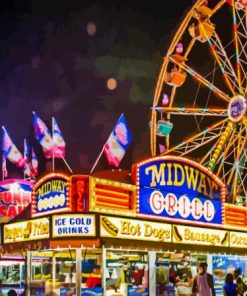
left=100, top=216, right=172, bottom=242
left=133, top=156, right=225, bottom=225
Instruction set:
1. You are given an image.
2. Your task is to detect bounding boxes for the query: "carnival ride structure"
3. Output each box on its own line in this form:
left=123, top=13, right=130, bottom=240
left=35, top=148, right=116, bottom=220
left=151, top=0, right=247, bottom=205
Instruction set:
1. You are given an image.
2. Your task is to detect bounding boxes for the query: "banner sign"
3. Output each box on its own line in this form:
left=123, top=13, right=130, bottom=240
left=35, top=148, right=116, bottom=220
left=0, top=179, right=32, bottom=222
left=100, top=216, right=171, bottom=242
left=172, top=225, right=229, bottom=247
left=3, top=217, right=49, bottom=244
left=134, top=156, right=225, bottom=224
left=230, top=231, right=247, bottom=248
left=32, top=173, right=69, bottom=217
left=52, top=214, right=96, bottom=238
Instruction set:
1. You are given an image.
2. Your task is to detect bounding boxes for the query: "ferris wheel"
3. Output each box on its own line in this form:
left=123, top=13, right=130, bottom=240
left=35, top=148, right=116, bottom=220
left=151, top=0, right=247, bottom=204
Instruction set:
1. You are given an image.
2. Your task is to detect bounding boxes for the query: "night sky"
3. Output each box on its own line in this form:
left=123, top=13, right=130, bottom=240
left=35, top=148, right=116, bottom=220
left=0, top=0, right=193, bottom=177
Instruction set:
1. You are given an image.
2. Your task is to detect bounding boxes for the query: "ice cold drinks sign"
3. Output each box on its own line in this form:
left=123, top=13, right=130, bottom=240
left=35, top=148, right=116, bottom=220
left=135, top=156, right=225, bottom=224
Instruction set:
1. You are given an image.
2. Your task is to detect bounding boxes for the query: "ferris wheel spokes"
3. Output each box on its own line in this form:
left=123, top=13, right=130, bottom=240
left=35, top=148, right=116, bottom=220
left=162, top=118, right=228, bottom=156
left=210, top=32, right=239, bottom=93
left=155, top=106, right=228, bottom=117
left=232, top=0, right=243, bottom=93
left=169, top=56, right=230, bottom=102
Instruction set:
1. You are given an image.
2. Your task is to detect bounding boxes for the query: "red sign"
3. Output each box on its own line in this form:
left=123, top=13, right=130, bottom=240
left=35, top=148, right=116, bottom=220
left=0, top=179, right=33, bottom=222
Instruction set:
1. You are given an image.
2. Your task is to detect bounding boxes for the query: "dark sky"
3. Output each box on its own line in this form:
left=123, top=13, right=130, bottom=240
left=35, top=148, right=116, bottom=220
left=0, top=0, right=193, bottom=177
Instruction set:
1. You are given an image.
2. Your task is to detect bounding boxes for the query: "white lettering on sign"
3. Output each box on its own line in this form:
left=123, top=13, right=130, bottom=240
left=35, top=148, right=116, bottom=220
left=150, top=190, right=215, bottom=221
left=52, top=214, right=96, bottom=238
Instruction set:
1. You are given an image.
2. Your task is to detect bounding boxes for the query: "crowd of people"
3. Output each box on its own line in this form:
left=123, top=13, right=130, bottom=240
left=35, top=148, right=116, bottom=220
left=174, top=262, right=247, bottom=296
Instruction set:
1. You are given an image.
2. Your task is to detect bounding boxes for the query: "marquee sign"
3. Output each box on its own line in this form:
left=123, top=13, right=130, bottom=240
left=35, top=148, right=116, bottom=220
left=52, top=214, right=96, bottom=238
left=0, top=179, right=33, bottom=222
left=133, top=156, right=225, bottom=225
left=32, top=173, right=70, bottom=217
left=229, top=231, right=247, bottom=248
left=172, top=225, right=229, bottom=247
left=100, top=215, right=172, bottom=243
left=3, top=217, right=49, bottom=244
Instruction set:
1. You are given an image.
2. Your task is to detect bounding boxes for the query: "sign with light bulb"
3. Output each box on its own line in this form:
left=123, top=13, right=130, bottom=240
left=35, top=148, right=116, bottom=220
left=0, top=179, right=33, bottom=222
left=133, top=156, right=225, bottom=225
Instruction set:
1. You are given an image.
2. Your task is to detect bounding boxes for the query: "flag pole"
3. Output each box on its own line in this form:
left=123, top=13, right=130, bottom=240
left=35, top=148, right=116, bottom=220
left=52, top=117, right=55, bottom=172
left=90, top=113, right=124, bottom=174
left=60, top=153, right=73, bottom=173
left=2, top=126, right=5, bottom=181
left=2, top=155, right=4, bottom=181
left=90, top=146, right=105, bottom=174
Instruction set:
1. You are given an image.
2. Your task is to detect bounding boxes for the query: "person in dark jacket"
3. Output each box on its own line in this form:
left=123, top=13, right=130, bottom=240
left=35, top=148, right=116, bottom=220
left=223, top=273, right=237, bottom=296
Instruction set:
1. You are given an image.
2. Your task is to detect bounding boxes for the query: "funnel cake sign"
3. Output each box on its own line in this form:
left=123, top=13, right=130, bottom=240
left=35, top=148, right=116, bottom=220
left=134, top=156, right=225, bottom=225
left=0, top=179, right=32, bottom=222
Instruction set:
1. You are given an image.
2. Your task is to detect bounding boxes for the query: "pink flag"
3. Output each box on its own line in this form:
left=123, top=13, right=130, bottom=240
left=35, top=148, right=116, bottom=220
left=2, top=126, right=25, bottom=168
left=23, top=139, right=33, bottom=178
left=33, top=111, right=53, bottom=159
left=52, top=117, right=66, bottom=158
left=103, top=114, right=132, bottom=167
left=31, top=148, right=38, bottom=177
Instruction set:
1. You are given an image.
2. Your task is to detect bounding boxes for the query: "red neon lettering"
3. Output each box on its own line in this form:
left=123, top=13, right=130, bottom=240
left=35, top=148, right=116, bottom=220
left=22, top=192, right=31, bottom=204
left=182, top=197, right=186, bottom=215
left=194, top=199, right=201, bottom=217
left=12, top=192, right=21, bottom=204
left=152, top=192, right=162, bottom=211
left=167, top=194, right=176, bottom=214
left=205, top=201, right=212, bottom=219
left=7, top=205, right=18, bottom=218
left=0, top=205, right=6, bottom=216
left=3, top=192, right=12, bottom=204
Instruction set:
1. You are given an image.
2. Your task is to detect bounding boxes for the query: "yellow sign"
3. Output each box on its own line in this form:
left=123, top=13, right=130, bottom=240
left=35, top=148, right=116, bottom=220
left=100, top=216, right=171, bottom=242
left=173, top=225, right=229, bottom=247
left=4, top=217, right=49, bottom=244
left=230, top=231, right=247, bottom=248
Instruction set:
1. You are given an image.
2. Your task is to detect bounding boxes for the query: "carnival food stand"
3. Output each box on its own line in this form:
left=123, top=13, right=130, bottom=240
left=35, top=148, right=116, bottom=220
left=1, top=156, right=247, bottom=296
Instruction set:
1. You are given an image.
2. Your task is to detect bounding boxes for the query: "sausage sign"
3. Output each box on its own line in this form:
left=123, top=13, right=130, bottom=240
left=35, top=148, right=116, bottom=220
left=134, top=156, right=225, bottom=225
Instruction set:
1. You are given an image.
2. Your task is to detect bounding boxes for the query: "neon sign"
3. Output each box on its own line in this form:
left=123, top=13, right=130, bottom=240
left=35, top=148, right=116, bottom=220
left=0, top=179, right=32, bottom=222
left=134, top=156, right=225, bottom=224
left=32, top=173, right=70, bottom=217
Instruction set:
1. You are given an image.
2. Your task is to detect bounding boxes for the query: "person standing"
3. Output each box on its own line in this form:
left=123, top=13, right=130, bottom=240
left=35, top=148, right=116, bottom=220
left=236, top=276, right=246, bottom=296
left=223, top=273, right=237, bottom=296
left=192, top=262, right=215, bottom=296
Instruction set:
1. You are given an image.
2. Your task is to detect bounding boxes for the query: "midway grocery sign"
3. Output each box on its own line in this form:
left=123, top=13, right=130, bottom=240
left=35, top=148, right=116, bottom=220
left=133, top=156, right=225, bottom=225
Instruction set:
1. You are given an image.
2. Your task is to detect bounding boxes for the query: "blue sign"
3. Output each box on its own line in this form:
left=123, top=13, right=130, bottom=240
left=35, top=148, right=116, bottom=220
left=212, top=255, right=246, bottom=295
left=60, top=288, right=76, bottom=296
left=34, top=174, right=68, bottom=215
left=136, top=157, right=224, bottom=224
left=81, top=288, right=103, bottom=295
left=128, top=287, right=149, bottom=296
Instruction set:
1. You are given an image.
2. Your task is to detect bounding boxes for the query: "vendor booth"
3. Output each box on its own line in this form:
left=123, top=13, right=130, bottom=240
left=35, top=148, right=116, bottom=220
left=1, top=157, right=247, bottom=296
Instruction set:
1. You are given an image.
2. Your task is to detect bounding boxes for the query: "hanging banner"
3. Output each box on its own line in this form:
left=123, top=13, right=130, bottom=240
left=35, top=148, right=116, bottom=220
left=52, top=214, right=96, bottom=238
left=32, top=173, right=70, bottom=217
left=0, top=179, right=32, bottom=222
left=133, top=156, right=225, bottom=225
left=172, top=225, right=229, bottom=247
left=3, top=217, right=49, bottom=244
left=100, top=216, right=171, bottom=242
